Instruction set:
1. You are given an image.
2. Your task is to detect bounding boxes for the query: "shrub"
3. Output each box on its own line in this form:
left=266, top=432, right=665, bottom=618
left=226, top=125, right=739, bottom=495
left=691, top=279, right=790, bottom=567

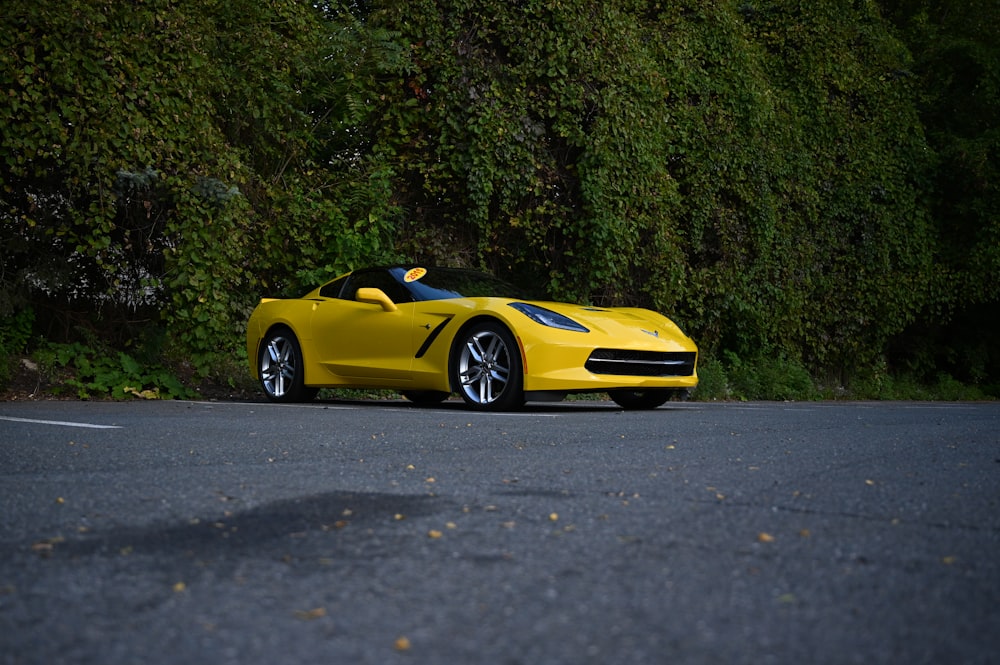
left=691, top=355, right=729, bottom=401
left=33, top=342, right=195, bottom=400
left=724, top=352, right=819, bottom=401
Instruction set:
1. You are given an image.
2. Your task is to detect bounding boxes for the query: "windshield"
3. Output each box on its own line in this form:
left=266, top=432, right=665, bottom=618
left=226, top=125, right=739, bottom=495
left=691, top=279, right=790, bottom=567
left=390, top=267, right=532, bottom=302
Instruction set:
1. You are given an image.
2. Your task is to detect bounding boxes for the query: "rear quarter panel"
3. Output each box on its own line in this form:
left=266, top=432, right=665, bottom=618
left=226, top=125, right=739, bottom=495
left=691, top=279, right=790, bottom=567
left=245, top=298, right=319, bottom=379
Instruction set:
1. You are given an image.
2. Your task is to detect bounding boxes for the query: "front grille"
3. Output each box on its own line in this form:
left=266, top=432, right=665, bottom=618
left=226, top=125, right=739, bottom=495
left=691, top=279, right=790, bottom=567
left=585, top=349, right=696, bottom=377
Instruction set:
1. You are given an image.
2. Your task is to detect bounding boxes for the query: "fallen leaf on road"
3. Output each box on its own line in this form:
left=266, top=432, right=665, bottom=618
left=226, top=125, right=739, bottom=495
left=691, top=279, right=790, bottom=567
left=294, top=607, right=326, bottom=620
left=31, top=537, right=64, bottom=556
left=758, top=532, right=775, bottom=543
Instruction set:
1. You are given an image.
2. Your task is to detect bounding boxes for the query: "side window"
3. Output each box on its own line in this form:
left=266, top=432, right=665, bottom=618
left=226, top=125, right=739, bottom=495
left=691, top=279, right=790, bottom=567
left=319, top=276, right=348, bottom=299
left=350, top=271, right=412, bottom=304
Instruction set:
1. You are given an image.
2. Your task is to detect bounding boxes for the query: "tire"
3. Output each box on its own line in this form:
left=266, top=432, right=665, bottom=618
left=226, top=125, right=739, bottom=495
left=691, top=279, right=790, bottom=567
left=258, top=328, right=317, bottom=403
left=609, top=388, right=673, bottom=410
left=451, top=321, right=524, bottom=411
left=402, top=390, right=450, bottom=406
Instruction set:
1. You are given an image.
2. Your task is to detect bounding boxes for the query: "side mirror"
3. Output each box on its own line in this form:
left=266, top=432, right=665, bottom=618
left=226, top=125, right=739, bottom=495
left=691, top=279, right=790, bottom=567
left=355, top=287, right=398, bottom=312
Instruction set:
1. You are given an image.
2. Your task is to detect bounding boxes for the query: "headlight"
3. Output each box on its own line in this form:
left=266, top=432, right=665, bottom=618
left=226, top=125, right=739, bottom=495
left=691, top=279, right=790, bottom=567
left=508, top=303, right=589, bottom=332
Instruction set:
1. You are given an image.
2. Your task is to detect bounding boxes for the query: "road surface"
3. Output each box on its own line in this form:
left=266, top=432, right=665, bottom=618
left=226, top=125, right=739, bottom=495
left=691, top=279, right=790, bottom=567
left=1, top=399, right=998, bottom=664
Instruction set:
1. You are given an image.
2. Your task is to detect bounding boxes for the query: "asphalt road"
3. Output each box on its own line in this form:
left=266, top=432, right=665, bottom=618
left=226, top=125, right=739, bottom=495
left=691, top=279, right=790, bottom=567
left=1, top=398, right=998, bottom=665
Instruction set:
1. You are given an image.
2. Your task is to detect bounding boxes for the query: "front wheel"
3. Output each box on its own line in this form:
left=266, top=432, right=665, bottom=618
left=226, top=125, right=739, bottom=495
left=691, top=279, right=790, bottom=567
left=609, top=388, right=673, bottom=410
left=451, top=321, right=524, bottom=411
left=258, top=329, right=317, bottom=403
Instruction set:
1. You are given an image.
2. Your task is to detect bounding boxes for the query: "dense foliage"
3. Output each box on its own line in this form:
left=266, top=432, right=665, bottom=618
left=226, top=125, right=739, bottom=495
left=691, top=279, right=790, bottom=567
left=1, top=0, right=401, bottom=377
left=1, top=0, right=997, bottom=396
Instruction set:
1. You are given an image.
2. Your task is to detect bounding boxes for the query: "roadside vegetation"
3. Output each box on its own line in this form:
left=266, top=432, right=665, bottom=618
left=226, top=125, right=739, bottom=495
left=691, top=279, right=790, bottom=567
left=2, top=340, right=992, bottom=403
left=2, top=0, right=997, bottom=401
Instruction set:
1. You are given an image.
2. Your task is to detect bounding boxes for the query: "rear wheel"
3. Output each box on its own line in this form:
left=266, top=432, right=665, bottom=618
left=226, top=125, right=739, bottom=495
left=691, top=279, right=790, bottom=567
left=609, top=388, right=673, bottom=410
left=258, top=329, right=317, bottom=403
left=451, top=321, right=524, bottom=411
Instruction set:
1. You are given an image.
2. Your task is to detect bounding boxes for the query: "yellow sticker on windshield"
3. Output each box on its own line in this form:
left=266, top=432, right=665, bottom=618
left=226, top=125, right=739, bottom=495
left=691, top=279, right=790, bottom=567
left=404, top=267, right=427, bottom=283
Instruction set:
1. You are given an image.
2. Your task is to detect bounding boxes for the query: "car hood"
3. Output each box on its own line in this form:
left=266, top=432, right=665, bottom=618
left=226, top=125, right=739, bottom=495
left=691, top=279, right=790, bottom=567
left=520, top=300, right=693, bottom=345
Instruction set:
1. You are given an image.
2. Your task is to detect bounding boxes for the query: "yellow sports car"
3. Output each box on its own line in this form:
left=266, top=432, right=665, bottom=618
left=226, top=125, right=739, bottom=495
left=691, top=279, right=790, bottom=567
left=246, top=266, right=698, bottom=410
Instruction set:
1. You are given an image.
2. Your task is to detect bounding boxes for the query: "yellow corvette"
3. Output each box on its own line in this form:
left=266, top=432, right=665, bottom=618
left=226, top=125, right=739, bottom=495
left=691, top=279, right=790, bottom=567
left=246, top=266, right=698, bottom=410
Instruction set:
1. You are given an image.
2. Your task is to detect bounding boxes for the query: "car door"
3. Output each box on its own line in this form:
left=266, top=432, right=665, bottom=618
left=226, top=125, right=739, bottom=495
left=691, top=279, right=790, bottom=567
left=308, top=270, right=416, bottom=381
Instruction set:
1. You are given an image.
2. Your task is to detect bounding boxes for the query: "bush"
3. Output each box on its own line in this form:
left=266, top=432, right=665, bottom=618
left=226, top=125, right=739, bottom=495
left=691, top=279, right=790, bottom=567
left=722, top=352, right=819, bottom=401
left=691, top=355, right=729, bottom=401
left=0, top=307, right=33, bottom=390
left=33, top=342, right=195, bottom=400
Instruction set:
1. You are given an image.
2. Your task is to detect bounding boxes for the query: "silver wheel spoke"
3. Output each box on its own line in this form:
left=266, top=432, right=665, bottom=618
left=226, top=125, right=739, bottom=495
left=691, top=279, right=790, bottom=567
left=479, top=368, right=491, bottom=403
left=490, top=361, right=509, bottom=382
left=467, top=338, right=486, bottom=363
left=461, top=365, right=484, bottom=386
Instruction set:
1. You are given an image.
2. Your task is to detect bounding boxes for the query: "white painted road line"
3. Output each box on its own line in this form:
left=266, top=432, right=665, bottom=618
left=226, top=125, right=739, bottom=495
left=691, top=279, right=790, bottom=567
left=0, top=416, right=122, bottom=430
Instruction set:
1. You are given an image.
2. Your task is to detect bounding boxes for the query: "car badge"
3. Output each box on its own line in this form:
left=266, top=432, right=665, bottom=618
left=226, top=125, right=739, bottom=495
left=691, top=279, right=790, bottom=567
left=641, top=329, right=659, bottom=338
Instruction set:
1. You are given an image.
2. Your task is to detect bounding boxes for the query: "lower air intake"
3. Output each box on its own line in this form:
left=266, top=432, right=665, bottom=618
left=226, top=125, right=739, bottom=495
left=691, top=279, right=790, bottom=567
left=585, top=350, right=696, bottom=377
